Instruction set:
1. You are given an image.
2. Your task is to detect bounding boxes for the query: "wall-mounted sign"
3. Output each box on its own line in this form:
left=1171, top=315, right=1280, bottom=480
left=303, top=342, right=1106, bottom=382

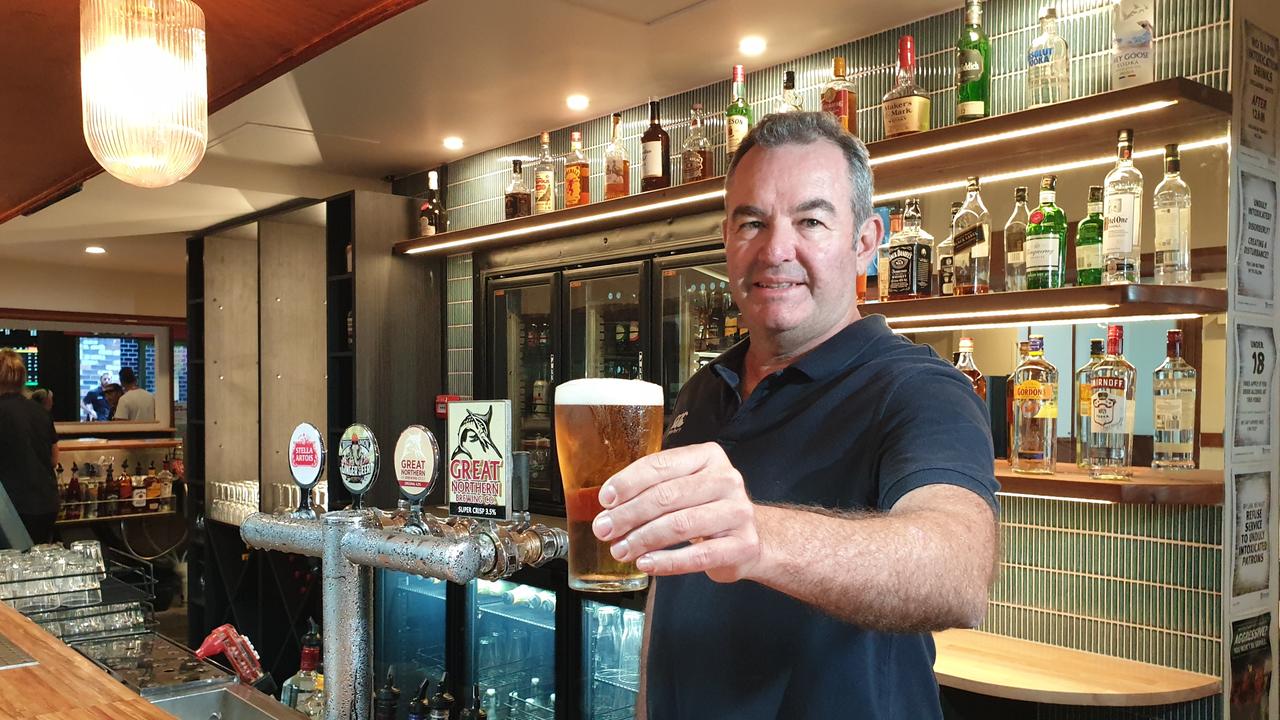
left=1242, top=21, right=1279, bottom=160
left=1231, top=612, right=1273, bottom=720
left=338, top=423, right=379, bottom=499
left=1238, top=171, right=1277, bottom=314
left=1234, top=324, right=1277, bottom=456
left=1234, top=470, right=1272, bottom=605
left=394, top=425, right=440, bottom=502
left=288, top=422, right=325, bottom=489
left=446, top=401, right=512, bottom=520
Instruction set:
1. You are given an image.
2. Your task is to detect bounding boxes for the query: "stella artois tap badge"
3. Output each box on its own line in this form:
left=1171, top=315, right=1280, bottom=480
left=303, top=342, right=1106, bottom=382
left=338, top=423, right=380, bottom=508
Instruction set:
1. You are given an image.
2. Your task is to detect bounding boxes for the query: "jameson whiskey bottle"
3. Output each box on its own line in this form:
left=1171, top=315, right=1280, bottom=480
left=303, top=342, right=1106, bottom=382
left=955, top=0, right=991, bottom=121
left=564, top=131, right=590, bottom=207
left=1075, top=186, right=1105, bottom=286
left=883, top=36, right=931, bottom=138
left=725, top=64, right=754, bottom=156
left=1025, top=175, right=1067, bottom=289
left=888, top=198, right=934, bottom=300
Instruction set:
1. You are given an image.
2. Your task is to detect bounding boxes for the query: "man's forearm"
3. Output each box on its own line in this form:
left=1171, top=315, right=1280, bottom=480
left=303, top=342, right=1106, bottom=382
left=748, top=486, right=996, bottom=633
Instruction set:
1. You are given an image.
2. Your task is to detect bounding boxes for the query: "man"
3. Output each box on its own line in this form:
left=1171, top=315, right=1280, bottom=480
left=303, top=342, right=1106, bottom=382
left=0, top=349, right=59, bottom=543
left=82, top=372, right=112, bottom=421
left=591, top=112, right=999, bottom=719
left=30, top=388, right=53, bottom=414
left=114, top=367, right=156, bottom=422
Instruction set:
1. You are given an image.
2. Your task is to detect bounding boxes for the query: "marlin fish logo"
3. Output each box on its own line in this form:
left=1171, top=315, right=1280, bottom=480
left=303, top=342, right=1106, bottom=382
left=452, top=406, right=503, bottom=461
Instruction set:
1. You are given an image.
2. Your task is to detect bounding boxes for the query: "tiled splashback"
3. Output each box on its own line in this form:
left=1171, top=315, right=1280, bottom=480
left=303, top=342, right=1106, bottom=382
left=441, top=2, right=1229, bottom=711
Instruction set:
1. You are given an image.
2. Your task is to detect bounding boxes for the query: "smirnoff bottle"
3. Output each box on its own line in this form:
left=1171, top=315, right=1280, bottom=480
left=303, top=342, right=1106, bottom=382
left=1087, top=325, right=1136, bottom=478
left=1012, top=335, right=1058, bottom=474
left=1153, top=144, right=1191, bottom=284
left=953, top=176, right=991, bottom=294
left=1102, top=129, right=1144, bottom=284
left=1152, top=329, right=1197, bottom=469
left=1074, top=338, right=1105, bottom=468
left=1003, top=186, right=1030, bottom=291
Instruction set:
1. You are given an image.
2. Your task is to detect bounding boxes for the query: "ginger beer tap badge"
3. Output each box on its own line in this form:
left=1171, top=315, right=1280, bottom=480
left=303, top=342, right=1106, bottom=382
left=446, top=401, right=512, bottom=520
left=394, top=425, right=440, bottom=502
left=337, top=423, right=379, bottom=503
left=288, top=422, right=325, bottom=489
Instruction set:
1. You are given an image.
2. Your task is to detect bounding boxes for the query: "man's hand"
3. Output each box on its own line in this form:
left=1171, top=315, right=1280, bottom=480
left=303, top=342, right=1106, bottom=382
left=591, top=442, right=761, bottom=583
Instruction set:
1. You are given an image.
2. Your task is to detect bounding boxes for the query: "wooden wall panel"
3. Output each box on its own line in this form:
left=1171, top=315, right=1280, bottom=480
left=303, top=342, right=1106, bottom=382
left=204, top=231, right=259, bottom=499
left=258, top=216, right=327, bottom=512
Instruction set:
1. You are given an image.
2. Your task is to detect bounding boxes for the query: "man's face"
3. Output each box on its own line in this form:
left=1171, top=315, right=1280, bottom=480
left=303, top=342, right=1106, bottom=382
left=100, top=374, right=110, bottom=388
left=723, top=141, right=877, bottom=352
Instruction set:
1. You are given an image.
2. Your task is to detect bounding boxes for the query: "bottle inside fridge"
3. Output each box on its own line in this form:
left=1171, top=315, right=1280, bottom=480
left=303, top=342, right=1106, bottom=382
left=583, top=601, right=645, bottom=720
left=469, top=579, right=557, bottom=719
left=659, top=263, right=743, bottom=414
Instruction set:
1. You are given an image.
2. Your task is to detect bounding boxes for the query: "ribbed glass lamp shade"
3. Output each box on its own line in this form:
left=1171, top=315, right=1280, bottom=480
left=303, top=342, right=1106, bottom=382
left=80, top=0, right=207, bottom=189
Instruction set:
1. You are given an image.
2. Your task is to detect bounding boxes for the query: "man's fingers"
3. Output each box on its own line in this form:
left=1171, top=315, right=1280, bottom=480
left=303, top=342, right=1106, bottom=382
left=635, top=536, right=756, bottom=578
left=593, top=469, right=724, bottom=541
left=599, top=442, right=721, bottom=508
left=609, top=500, right=747, bottom=562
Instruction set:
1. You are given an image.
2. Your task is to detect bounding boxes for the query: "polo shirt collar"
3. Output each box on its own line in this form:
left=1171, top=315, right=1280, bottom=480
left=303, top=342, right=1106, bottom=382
left=710, top=313, right=892, bottom=388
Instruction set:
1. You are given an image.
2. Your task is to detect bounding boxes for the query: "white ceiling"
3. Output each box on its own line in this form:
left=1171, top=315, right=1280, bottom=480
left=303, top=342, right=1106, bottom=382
left=0, top=0, right=953, bottom=276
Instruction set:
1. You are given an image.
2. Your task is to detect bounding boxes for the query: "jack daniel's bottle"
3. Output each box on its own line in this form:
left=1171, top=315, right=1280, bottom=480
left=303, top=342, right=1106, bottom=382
left=887, top=198, right=934, bottom=300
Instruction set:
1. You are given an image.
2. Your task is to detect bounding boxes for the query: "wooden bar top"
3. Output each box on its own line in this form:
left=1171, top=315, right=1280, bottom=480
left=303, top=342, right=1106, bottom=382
left=995, top=460, right=1224, bottom=505
left=934, top=629, right=1220, bottom=706
left=0, top=601, right=175, bottom=719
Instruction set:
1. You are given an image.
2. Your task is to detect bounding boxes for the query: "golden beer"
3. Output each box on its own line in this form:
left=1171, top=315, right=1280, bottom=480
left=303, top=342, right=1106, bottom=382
left=554, top=378, right=664, bottom=592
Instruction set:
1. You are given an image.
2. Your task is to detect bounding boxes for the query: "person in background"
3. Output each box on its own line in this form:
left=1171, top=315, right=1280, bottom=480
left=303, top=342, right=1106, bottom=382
left=0, top=349, right=60, bottom=543
left=30, top=388, right=53, bottom=415
left=82, top=371, right=112, bottom=421
left=104, top=383, right=123, bottom=420
left=114, top=367, right=155, bottom=422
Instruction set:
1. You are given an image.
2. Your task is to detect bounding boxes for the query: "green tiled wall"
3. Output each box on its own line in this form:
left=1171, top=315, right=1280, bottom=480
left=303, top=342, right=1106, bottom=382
left=445, top=253, right=473, bottom=398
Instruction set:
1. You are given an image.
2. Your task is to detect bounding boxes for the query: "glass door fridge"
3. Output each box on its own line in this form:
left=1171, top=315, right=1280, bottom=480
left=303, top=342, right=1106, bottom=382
left=582, top=599, right=645, bottom=720
left=564, top=262, right=648, bottom=382
left=468, top=578, right=559, bottom=719
left=654, top=251, right=743, bottom=415
left=374, top=569, right=448, bottom=710
left=490, top=274, right=559, bottom=508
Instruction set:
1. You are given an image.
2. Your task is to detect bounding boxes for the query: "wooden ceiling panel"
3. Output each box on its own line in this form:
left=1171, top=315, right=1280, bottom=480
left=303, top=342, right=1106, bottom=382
left=0, top=0, right=426, bottom=226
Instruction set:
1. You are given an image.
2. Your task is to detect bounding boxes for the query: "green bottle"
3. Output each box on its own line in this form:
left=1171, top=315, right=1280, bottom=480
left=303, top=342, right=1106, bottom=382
left=1025, top=175, right=1068, bottom=289
left=725, top=64, right=754, bottom=157
left=1075, top=185, right=1105, bottom=286
left=955, top=0, right=991, bottom=122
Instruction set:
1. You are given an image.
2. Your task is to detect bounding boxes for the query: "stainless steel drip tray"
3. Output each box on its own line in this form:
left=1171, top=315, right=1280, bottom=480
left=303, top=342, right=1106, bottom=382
left=71, top=631, right=232, bottom=697
left=0, top=633, right=37, bottom=671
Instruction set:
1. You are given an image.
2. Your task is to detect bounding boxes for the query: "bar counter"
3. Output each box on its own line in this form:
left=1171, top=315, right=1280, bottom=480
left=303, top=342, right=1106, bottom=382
left=0, top=601, right=174, bottom=719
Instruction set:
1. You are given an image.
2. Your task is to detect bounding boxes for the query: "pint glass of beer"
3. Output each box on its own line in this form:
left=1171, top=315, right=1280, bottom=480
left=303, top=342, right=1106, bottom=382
left=555, top=378, right=663, bottom=592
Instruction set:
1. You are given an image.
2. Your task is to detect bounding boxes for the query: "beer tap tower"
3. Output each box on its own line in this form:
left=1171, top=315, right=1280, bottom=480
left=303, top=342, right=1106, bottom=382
left=240, top=420, right=567, bottom=720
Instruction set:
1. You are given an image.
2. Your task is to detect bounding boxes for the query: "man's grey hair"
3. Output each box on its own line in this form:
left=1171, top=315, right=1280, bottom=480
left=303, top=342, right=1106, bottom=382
left=725, top=111, right=874, bottom=227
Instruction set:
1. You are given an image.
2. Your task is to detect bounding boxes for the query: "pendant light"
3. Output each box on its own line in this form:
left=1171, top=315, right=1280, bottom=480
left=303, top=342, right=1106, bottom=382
left=80, top=0, right=207, bottom=189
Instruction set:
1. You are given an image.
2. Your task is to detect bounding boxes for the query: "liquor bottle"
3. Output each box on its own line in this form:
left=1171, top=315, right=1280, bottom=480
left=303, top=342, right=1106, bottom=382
left=145, top=460, right=161, bottom=512
left=1012, top=335, right=1058, bottom=474
left=504, top=160, right=532, bottom=219
left=955, top=0, right=991, bottom=122
left=1074, top=338, right=1105, bottom=468
left=1005, top=339, right=1031, bottom=458
left=66, top=464, right=82, bottom=520
left=887, top=198, right=934, bottom=300
left=429, top=674, right=455, bottom=720
left=564, top=131, right=590, bottom=208
left=101, top=462, right=117, bottom=516
left=458, top=685, right=487, bottom=720
left=936, top=202, right=961, bottom=297
left=407, top=679, right=429, bottom=720
left=281, top=619, right=322, bottom=709
left=776, top=70, right=803, bottom=113
left=1026, top=5, right=1070, bottom=108
left=1153, top=143, right=1191, bottom=285
left=604, top=113, right=630, bottom=200
left=641, top=98, right=671, bottom=191
left=373, top=667, right=401, bottom=720
left=681, top=104, right=712, bottom=183
left=725, top=65, right=754, bottom=156
left=883, top=36, right=931, bottom=138
left=158, top=458, right=174, bottom=511
left=1153, top=329, right=1197, bottom=469
left=822, top=57, right=857, bottom=135
left=418, top=171, right=446, bottom=236
left=298, top=674, right=325, bottom=719
left=131, top=467, right=147, bottom=512
left=1025, top=175, right=1068, bottom=289
left=1112, top=0, right=1155, bottom=89
left=953, top=176, right=991, bottom=294
left=533, top=132, right=555, bottom=214
left=55, top=463, right=66, bottom=520
left=1075, top=186, right=1105, bottom=286
left=1102, top=129, right=1144, bottom=284
left=1004, top=186, right=1030, bottom=291
left=1087, top=325, right=1136, bottom=478
left=954, top=337, right=987, bottom=400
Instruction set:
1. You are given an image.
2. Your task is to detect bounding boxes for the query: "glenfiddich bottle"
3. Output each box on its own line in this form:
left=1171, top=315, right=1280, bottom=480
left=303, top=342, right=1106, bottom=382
left=883, top=36, right=931, bottom=138
left=955, top=0, right=991, bottom=121
left=887, top=198, right=934, bottom=300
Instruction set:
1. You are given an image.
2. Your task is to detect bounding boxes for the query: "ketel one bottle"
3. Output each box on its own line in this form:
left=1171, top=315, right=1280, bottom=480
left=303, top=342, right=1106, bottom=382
left=887, top=198, right=934, bottom=300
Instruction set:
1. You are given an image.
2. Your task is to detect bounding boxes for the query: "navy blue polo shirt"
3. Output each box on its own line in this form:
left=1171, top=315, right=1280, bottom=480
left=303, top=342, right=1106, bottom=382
left=646, top=313, right=998, bottom=720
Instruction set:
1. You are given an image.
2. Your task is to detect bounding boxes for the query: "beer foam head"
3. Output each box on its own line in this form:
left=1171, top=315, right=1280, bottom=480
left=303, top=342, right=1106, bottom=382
left=555, top=378, right=663, bottom=406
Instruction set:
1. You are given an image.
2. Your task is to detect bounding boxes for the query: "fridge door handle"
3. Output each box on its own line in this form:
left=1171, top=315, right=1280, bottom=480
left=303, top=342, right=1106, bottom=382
left=549, top=352, right=556, bottom=385
left=638, top=350, right=644, bottom=379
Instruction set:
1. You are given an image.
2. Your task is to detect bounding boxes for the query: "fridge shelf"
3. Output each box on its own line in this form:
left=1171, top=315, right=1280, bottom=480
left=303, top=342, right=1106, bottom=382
left=477, top=598, right=555, bottom=632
